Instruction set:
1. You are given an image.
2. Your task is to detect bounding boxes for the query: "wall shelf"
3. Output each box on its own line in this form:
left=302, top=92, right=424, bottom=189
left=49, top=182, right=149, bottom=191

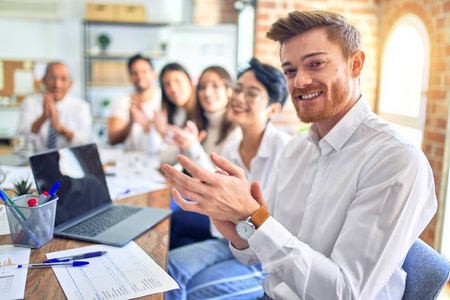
left=83, top=21, right=171, bottom=144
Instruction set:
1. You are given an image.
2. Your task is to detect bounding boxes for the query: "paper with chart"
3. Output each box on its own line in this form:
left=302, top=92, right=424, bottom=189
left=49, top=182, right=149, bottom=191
left=0, top=245, right=30, bottom=300
left=46, top=242, right=179, bottom=299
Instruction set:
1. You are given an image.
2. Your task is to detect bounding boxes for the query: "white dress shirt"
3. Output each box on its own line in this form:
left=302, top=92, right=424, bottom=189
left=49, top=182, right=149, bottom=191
left=16, top=94, right=92, bottom=153
left=182, top=109, right=242, bottom=172
left=230, top=97, right=437, bottom=300
left=109, top=90, right=162, bottom=151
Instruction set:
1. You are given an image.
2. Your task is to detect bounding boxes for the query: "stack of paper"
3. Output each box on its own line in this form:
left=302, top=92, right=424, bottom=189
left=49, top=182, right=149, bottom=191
left=104, top=151, right=167, bottom=200
left=46, top=242, right=179, bottom=299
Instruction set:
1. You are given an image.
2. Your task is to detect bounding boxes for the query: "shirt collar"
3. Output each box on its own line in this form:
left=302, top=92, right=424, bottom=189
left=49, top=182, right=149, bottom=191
left=54, top=94, right=69, bottom=107
left=227, top=122, right=278, bottom=162
left=308, top=96, right=371, bottom=153
left=257, top=122, right=278, bottom=158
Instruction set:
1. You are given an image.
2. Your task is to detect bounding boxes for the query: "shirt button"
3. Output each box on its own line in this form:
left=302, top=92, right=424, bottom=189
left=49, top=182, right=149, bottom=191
left=255, top=247, right=261, bottom=253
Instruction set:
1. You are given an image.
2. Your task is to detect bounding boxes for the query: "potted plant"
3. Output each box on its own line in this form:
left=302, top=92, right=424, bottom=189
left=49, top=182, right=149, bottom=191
left=98, top=34, right=111, bottom=51
left=12, top=177, right=33, bottom=197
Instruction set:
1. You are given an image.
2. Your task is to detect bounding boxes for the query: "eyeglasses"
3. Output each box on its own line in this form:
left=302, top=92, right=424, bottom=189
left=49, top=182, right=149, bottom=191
left=232, top=86, right=267, bottom=104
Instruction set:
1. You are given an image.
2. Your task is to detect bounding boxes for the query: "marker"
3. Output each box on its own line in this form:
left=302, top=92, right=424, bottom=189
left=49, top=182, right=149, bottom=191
left=17, top=261, right=89, bottom=269
left=44, top=180, right=61, bottom=203
left=43, top=251, right=108, bottom=263
left=0, top=190, right=40, bottom=247
left=38, top=191, right=49, bottom=205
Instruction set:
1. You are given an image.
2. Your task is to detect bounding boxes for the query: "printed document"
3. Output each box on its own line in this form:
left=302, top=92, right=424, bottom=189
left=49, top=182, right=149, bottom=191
left=46, top=242, right=179, bottom=299
left=0, top=245, right=30, bottom=300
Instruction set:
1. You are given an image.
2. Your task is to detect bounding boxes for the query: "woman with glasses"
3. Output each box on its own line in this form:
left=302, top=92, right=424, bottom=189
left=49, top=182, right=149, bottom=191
left=166, top=58, right=291, bottom=300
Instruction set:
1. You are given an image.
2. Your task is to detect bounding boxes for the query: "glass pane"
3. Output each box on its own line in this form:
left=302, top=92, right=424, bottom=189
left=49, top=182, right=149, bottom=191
left=379, top=25, right=424, bottom=118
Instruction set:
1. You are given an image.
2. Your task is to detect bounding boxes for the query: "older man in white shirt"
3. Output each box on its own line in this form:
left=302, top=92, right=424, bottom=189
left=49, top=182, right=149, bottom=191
left=16, top=62, right=92, bottom=153
left=161, top=10, right=437, bottom=300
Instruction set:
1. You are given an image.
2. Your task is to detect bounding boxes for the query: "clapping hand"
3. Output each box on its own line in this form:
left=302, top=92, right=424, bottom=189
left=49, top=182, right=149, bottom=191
left=153, top=109, right=168, bottom=138
left=166, top=120, right=207, bottom=150
left=129, top=96, right=150, bottom=128
left=44, top=92, right=63, bottom=132
left=161, top=153, right=265, bottom=248
left=42, top=92, right=54, bottom=119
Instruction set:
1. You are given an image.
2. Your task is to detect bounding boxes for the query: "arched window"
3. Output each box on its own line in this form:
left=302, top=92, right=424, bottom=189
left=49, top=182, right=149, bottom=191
left=378, top=14, right=430, bottom=147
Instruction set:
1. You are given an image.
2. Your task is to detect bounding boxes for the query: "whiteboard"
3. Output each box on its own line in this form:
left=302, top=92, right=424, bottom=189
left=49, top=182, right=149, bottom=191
left=166, top=24, right=237, bottom=82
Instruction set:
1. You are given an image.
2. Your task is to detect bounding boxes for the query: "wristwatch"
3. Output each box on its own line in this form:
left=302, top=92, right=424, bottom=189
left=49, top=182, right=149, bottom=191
left=236, top=206, right=270, bottom=240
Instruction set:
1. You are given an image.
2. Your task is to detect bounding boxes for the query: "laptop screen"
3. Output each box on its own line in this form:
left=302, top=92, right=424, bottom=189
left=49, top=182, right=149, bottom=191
left=29, top=144, right=111, bottom=227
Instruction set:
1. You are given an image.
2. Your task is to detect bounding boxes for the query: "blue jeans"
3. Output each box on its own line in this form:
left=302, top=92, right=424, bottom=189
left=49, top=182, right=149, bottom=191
left=167, top=239, right=265, bottom=299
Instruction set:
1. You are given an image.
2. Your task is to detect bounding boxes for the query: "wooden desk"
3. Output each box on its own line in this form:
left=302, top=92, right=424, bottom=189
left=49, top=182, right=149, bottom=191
left=0, top=187, right=171, bottom=299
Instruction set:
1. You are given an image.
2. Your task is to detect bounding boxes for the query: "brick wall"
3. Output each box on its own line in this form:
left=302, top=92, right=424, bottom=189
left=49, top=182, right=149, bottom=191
left=193, top=0, right=237, bottom=25
left=380, top=0, right=450, bottom=249
left=192, top=0, right=450, bottom=248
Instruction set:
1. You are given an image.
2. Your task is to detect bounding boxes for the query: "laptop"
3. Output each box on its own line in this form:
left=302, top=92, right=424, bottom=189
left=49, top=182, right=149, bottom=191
left=29, top=143, right=171, bottom=246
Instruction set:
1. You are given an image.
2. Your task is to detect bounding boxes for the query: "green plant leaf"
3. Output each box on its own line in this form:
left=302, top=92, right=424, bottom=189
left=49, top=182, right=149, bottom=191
left=12, top=177, right=33, bottom=196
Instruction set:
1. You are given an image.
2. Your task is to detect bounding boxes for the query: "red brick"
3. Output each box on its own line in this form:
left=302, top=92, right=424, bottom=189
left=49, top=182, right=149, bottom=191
left=435, top=118, right=447, bottom=129
left=429, top=74, right=441, bottom=86
left=435, top=147, right=444, bottom=157
left=255, top=25, right=271, bottom=32
left=425, top=132, right=446, bottom=143
left=350, top=8, right=376, bottom=14
left=294, top=3, right=304, bottom=10
left=430, top=61, right=446, bottom=73
left=258, top=1, right=276, bottom=9
left=427, top=89, right=446, bottom=99
left=444, top=0, right=450, bottom=12
left=256, top=13, right=270, bottom=20
left=445, top=75, right=450, bottom=86
left=431, top=3, right=442, bottom=15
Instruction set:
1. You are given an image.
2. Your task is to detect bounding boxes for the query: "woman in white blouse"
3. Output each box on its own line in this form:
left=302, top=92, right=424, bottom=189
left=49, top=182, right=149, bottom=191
left=167, top=58, right=291, bottom=300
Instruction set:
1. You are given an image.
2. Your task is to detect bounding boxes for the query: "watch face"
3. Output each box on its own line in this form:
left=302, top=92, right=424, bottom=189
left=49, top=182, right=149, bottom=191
left=236, top=220, right=255, bottom=240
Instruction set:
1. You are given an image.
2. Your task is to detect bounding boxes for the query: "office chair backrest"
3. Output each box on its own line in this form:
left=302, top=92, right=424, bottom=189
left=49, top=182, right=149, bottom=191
left=402, top=239, right=450, bottom=300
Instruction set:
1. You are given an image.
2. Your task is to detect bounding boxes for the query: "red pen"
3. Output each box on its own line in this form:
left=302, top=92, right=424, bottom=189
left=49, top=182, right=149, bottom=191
left=38, top=192, right=49, bottom=205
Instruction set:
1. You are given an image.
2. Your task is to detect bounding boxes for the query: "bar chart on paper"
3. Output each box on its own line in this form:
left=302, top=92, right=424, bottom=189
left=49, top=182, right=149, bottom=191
left=0, top=245, right=30, bottom=299
left=0, top=256, right=14, bottom=292
left=47, top=242, right=179, bottom=299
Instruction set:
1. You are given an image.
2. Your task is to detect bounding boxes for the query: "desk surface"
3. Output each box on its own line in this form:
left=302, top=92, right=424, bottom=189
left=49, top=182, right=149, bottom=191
left=0, top=187, right=171, bottom=299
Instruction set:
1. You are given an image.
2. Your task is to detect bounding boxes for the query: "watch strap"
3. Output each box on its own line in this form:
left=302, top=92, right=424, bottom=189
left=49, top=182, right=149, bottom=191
left=250, top=206, right=270, bottom=228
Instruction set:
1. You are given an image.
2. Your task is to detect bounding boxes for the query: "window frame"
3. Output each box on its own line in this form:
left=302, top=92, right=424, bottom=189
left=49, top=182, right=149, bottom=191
left=377, top=14, right=430, bottom=135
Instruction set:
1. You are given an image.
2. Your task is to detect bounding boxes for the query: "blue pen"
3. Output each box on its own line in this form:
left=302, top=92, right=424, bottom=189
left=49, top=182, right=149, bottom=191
left=18, top=261, right=89, bottom=269
left=43, top=251, right=108, bottom=263
left=44, top=180, right=61, bottom=203
left=0, top=190, right=40, bottom=247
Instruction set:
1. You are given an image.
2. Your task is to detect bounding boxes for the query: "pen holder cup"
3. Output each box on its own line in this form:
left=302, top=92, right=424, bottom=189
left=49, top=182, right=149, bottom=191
left=5, top=194, right=58, bottom=248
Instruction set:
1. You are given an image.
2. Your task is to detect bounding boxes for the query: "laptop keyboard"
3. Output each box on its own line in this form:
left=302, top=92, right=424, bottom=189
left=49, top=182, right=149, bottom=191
left=62, top=206, right=143, bottom=237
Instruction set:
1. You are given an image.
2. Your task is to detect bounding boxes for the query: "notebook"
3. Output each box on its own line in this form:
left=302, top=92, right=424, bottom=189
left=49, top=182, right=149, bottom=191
left=29, top=143, right=171, bottom=246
